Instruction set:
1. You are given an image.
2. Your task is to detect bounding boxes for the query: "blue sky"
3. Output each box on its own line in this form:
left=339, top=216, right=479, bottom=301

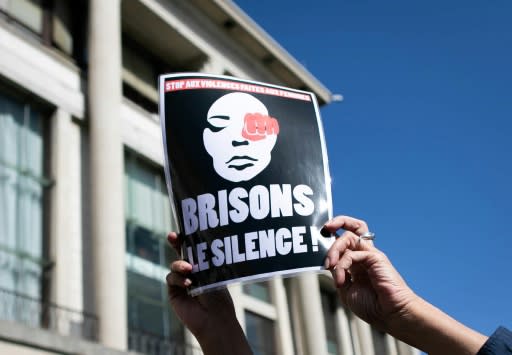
left=236, top=0, right=512, bottom=337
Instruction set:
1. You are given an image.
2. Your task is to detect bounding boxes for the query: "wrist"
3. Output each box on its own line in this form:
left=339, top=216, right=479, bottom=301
left=195, top=310, right=252, bottom=355
left=386, top=296, right=487, bottom=355
left=383, top=291, right=424, bottom=337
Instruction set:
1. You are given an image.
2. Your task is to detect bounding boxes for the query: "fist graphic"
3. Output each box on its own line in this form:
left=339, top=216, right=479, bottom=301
left=242, top=113, right=280, bottom=141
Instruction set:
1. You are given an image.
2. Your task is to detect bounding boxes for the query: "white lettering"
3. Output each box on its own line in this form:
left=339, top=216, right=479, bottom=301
left=197, top=193, right=219, bottom=231
left=197, top=242, right=209, bottom=271
left=293, top=185, right=315, bottom=216
left=229, top=188, right=249, bottom=223
left=249, top=185, right=270, bottom=220
left=270, top=184, right=293, bottom=217
left=218, top=190, right=229, bottom=226
left=258, top=229, right=276, bottom=258
left=182, top=198, right=198, bottom=235
left=180, top=185, right=316, bottom=234
left=245, top=232, right=259, bottom=260
left=224, top=236, right=233, bottom=264
left=275, top=227, right=292, bottom=255
left=211, top=239, right=225, bottom=266
left=187, top=225, right=317, bottom=272
left=231, top=235, right=246, bottom=263
left=186, top=246, right=199, bottom=273
left=292, top=226, right=308, bottom=253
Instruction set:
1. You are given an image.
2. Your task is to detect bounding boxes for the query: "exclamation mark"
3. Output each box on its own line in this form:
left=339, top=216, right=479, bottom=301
left=310, top=226, right=320, bottom=252
left=310, top=225, right=336, bottom=252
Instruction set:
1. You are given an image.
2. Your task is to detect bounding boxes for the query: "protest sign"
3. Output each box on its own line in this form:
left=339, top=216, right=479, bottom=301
left=159, top=73, right=335, bottom=295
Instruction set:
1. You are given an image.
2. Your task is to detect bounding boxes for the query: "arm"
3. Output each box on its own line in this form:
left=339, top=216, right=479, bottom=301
left=323, top=216, right=488, bottom=355
left=166, top=232, right=252, bottom=355
left=390, top=296, right=489, bottom=355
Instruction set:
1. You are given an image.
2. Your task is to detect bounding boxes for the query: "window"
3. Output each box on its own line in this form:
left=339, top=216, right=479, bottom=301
left=121, top=36, right=198, bottom=114
left=52, top=0, right=73, bottom=54
left=124, top=153, right=183, bottom=352
left=245, top=311, right=276, bottom=355
left=243, top=281, right=272, bottom=303
left=0, top=90, right=50, bottom=325
left=0, top=0, right=43, bottom=34
left=242, top=279, right=277, bottom=353
left=0, top=0, right=86, bottom=62
left=321, top=290, right=340, bottom=355
left=127, top=271, right=182, bottom=339
left=122, top=39, right=160, bottom=114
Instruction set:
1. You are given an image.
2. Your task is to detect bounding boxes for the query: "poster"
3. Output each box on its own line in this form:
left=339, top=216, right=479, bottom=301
left=159, top=73, right=335, bottom=295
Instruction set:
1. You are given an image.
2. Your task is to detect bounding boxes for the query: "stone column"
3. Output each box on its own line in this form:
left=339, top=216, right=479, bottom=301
left=199, top=57, right=224, bottom=75
left=287, top=279, right=306, bottom=355
left=297, top=274, right=328, bottom=355
left=228, top=283, right=246, bottom=328
left=49, top=109, right=83, bottom=335
left=335, top=307, right=354, bottom=355
left=349, top=315, right=362, bottom=354
left=385, top=334, right=399, bottom=355
left=397, top=339, right=421, bottom=355
left=355, top=319, right=375, bottom=355
left=87, top=0, right=126, bottom=349
left=270, top=276, right=294, bottom=355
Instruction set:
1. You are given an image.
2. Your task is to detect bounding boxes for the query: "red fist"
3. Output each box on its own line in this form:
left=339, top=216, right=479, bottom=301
left=242, top=113, right=280, bottom=141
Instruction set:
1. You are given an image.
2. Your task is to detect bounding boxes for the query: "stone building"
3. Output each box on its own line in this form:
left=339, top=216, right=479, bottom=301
left=0, top=1, right=418, bottom=354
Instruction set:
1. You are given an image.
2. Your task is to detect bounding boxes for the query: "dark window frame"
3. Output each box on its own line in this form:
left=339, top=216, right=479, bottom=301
left=124, top=150, right=184, bottom=350
left=0, top=82, right=55, bottom=328
left=0, top=0, right=88, bottom=66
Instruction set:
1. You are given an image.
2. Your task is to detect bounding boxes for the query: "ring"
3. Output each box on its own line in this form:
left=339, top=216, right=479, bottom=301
left=358, top=231, right=375, bottom=244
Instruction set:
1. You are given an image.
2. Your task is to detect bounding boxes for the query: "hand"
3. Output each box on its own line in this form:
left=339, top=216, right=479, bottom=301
left=323, top=216, right=488, bottom=355
left=322, top=216, right=417, bottom=331
left=166, top=232, right=252, bottom=355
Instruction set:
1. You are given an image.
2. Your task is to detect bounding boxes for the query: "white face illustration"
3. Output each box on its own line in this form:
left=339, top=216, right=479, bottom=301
left=203, top=93, right=279, bottom=182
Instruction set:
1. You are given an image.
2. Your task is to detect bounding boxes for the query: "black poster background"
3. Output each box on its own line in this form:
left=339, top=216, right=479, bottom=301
left=160, top=74, right=333, bottom=295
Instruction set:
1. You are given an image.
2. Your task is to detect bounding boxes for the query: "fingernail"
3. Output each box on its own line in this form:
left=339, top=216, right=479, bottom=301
left=184, top=278, right=192, bottom=287
left=320, top=227, right=330, bottom=238
left=324, top=257, right=330, bottom=269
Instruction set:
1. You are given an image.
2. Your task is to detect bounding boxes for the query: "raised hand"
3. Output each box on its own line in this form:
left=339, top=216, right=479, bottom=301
left=323, top=216, right=488, bottom=355
left=322, top=216, right=417, bottom=330
left=166, top=232, right=252, bottom=355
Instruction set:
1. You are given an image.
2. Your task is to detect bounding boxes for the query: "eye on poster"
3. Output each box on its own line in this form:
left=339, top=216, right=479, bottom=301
left=159, top=73, right=335, bottom=296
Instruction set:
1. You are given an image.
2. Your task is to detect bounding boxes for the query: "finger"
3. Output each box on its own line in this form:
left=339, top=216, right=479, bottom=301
left=323, top=215, right=369, bottom=236
left=325, top=231, right=373, bottom=269
left=331, top=249, right=375, bottom=288
left=167, top=232, right=181, bottom=254
left=324, top=231, right=357, bottom=269
left=166, top=271, right=192, bottom=288
left=324, top=215, right=375, bottom=249
left=170, top=260, right=193, bottom=274
left=331, top=264, right=351, bottom=289
left=336, top=271, right=351, bottom=307
left=166, top=274, right=191, bottom=303
left=337, top=249, right=378, bottom=275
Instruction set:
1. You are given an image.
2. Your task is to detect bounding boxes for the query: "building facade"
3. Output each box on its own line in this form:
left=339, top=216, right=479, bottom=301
left=0, top=1, right=419, bottom=354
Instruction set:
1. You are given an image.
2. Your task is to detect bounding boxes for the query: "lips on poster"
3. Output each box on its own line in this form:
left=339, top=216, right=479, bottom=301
left=160, top=73, right=334, bottom=295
